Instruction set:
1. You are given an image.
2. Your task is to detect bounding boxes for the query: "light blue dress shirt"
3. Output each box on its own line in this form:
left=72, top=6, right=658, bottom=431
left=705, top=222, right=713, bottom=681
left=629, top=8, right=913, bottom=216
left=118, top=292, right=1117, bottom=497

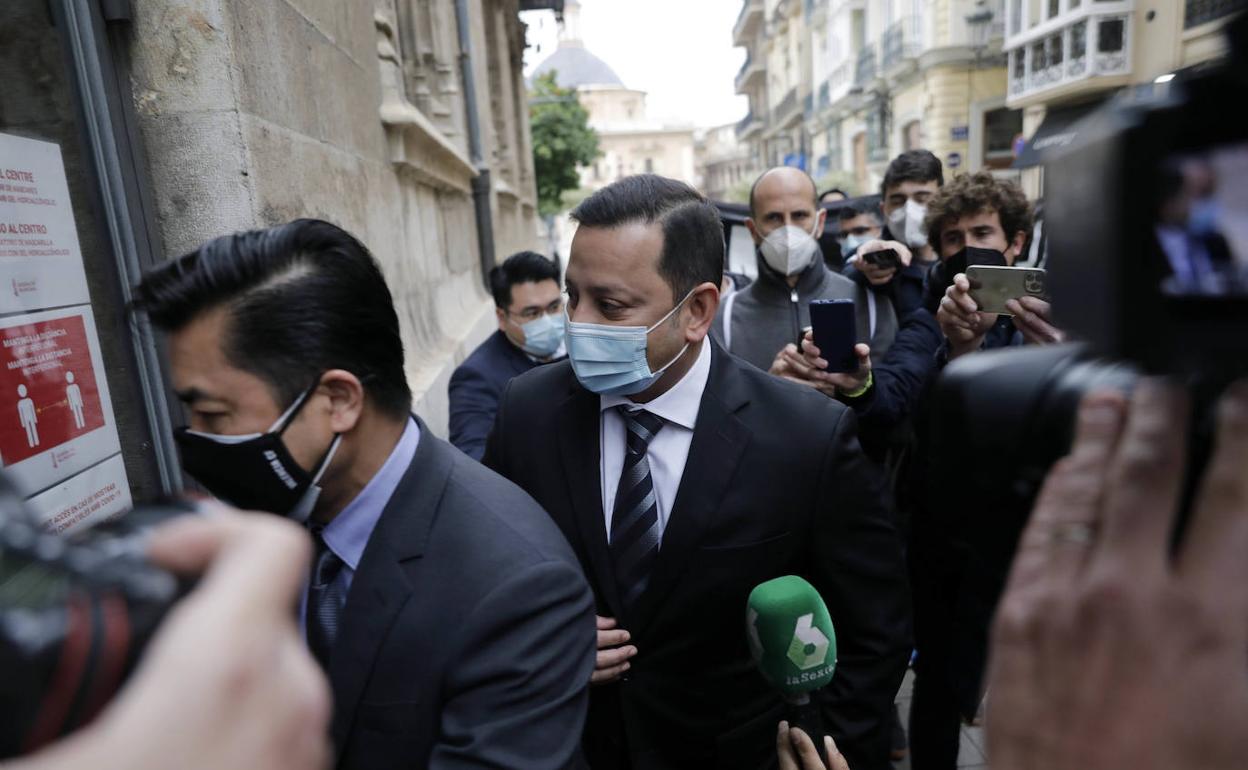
left=299, top=417, right=420, bottom=633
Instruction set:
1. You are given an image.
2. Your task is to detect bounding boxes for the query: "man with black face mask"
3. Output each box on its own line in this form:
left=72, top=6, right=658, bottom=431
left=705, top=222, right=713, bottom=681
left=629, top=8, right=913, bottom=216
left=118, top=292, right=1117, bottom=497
left=928, top=172, right=1065, bottom=361
left=905, top=173, right=1065, bottom=770
left=132, top=219, right=595, bottom=769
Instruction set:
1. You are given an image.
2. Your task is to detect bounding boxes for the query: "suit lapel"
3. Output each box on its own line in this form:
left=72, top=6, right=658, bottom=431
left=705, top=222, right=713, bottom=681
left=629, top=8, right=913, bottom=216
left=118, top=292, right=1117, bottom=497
left=630, top=343, right=751, bottom=637
left=328, top=417, right=451, bottom=750
left=501, top=331, right=536, bottom=377
left=556, top=385, right=626, bottom=620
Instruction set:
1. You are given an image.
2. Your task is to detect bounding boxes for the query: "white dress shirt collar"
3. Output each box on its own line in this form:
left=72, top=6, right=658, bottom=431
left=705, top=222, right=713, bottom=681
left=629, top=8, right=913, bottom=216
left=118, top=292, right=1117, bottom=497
left=599, top=338, right=712, bottom=430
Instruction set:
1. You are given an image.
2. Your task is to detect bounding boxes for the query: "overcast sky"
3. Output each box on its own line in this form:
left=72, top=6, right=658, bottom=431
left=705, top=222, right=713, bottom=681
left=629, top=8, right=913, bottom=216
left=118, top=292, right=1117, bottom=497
left=521, top=0, right=748, bottom=129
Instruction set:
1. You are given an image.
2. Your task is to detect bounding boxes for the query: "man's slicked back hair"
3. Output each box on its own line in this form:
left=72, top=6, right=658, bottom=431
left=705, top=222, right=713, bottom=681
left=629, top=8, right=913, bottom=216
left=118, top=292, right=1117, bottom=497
left=570, top=174, right=723, bottom=302
left=132, top=218, right=412, bottom=418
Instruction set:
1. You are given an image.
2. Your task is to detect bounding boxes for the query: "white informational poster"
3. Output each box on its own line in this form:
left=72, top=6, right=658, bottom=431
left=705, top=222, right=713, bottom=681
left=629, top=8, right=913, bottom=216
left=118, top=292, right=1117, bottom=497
left=0, top=305, right=123, bottom=496
left=26, top=454, right=133, bottom=534
left=0, top=133, right=92, bottom=314
left=0, top=131, right=131, bottom=525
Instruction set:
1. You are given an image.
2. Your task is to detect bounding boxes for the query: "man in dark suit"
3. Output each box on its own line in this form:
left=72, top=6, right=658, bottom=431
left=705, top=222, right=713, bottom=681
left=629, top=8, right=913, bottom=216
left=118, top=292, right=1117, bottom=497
left=484, top=176, right=911, bottom=770
left=450, top=251, right=565, bottom=460
left=133, top=219, right=595, bottom=769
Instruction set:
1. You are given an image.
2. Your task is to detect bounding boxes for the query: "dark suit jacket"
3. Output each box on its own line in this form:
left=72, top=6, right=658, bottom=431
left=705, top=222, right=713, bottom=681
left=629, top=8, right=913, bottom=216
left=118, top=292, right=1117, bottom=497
left=329, top=417, right=596, bottom=769
left=449, top=330, right=541, bottom=461
left=842, top=307, right=942, bottom=464
left=483, top=342, right=911, bottom=770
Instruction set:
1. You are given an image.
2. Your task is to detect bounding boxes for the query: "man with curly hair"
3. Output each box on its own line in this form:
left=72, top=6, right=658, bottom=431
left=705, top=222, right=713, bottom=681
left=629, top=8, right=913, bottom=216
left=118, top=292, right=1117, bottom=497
left=909, top=172, right=1066, bottom=770
left=926, top=171, right=1064, bottom=361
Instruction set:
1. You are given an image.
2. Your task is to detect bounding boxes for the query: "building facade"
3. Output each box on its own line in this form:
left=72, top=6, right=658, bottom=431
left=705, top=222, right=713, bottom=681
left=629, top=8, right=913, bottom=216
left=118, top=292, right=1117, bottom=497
left=529, top=0, right=697, bottom=191
left=0, top=0, right=540, bottom=518
left=696, top=122, right=759, bottom=202
left=736, top=0, right=1020, bottom=196
left=1004, top=0, right=1242, bottom=195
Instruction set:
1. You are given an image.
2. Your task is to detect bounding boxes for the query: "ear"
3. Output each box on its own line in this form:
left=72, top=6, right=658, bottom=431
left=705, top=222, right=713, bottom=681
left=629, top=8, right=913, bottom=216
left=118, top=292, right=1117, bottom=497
left=813, top=207, right=827, bottom=239
left=682, top=282, right=721, bottom=344
left=495, top=306, right=508, bottom=332
left=1006, top=230, right=1028, bottom=265
left=318, top=369, right=366, bottom=434
left=745, top=217, right=762, bottom=245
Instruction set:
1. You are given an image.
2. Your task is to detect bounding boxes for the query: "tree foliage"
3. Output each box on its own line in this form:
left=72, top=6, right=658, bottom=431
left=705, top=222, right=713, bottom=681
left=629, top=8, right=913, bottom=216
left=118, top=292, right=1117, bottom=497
left=529, top=72, right=600, bottom=217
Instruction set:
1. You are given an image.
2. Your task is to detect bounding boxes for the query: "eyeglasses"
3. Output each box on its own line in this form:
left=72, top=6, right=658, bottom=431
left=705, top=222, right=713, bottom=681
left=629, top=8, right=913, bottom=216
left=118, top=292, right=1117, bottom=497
left=508, top=298, right=564, bottom=323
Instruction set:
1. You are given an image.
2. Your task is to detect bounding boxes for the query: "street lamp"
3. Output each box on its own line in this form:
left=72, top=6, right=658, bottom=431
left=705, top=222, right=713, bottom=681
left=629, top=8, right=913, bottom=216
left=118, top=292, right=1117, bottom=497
left=965, top=0, right=995, bottom=54
left=964, top=0, right=996, bottom=86
left=963, top=0, right=996, bottom=168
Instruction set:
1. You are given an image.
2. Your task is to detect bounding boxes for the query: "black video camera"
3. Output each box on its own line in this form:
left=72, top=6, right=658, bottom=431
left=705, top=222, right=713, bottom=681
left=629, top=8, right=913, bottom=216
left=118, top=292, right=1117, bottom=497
left=934, top=10, right=1248, bottom=514
left=925, top=13, right=1248, bottom=710
left=0, top=475, right=190, bottom=759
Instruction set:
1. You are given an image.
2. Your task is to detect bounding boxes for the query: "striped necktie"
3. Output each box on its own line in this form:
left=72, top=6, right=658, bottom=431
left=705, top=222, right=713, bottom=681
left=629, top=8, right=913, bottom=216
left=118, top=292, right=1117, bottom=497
left=610, top=406, right=666, bottom=610
left=306, top=526, right=347, bottom=668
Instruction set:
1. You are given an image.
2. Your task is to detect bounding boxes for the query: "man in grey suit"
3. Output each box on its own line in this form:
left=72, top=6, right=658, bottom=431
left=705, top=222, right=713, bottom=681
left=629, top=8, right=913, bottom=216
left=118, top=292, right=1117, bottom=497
left=133, top=219, right=595, bottom=769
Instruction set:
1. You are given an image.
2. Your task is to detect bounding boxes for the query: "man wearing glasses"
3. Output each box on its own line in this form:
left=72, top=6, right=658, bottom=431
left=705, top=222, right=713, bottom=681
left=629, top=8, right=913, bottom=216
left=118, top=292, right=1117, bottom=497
left=449, top=250, right=565, bottom=460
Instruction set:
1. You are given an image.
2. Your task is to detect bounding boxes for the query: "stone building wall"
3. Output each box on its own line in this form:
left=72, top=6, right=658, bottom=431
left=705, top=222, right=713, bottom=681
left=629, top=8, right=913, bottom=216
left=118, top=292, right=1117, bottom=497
left=125, top=0, right=540, bottom=436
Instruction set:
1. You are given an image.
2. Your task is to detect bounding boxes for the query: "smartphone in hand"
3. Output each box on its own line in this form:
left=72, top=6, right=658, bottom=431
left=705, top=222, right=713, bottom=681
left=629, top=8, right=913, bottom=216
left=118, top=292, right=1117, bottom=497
left=966, top=265, right=1048, bottom=315
left=861, top=248, right=900, bottom=271
left=808, top=299, right=858, bottom=373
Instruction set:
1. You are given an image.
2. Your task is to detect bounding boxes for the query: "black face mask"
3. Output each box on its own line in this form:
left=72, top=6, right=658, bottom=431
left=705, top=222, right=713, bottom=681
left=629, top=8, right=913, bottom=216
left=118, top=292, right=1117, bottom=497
left=173, top=385, right=341, bottom=522
left=940, top=245, right=1010, bottom=289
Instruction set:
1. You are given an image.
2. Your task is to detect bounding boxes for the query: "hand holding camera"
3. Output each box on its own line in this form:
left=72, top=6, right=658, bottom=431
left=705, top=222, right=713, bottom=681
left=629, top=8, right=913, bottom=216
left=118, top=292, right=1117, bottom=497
left=800, top=332, right=872, bottom=397
left=769, top=332, right=872, bottom=400
left=938, top=273, right=998, bottom=358
left=986, top=381, right=1248, bottom=770
left=1005, top=296, right=1064, bottom=346
left=3, top=508, right=332, bottom=770
left=851, top=240, right=912, bottom=287
left=770, top=342, right=838, bottom=398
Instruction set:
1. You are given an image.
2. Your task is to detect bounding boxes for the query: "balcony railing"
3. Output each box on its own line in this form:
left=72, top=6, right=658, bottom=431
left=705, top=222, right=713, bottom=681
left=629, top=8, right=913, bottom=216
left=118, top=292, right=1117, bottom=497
left=773, top=88, right=800, bottom=125
left=881, top=15, right=923, bottom=72
left=733, top=53, right=763, bottom=91
left=1008, top=13, right=1131, bottom=101
left=854, top=44, right=877, bottom=88
left=736, top=109, right=763, bottom=140
left=828, top=60, right=852, bottom=103
left=736, top=110, right=755, bottom=133
left=733, top=0, right=765, bottom=45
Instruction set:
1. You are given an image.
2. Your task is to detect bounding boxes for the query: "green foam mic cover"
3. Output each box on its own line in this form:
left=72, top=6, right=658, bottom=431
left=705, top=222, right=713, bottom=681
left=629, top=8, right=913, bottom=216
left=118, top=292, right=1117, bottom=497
left=746, top=575, right=837, bottom=696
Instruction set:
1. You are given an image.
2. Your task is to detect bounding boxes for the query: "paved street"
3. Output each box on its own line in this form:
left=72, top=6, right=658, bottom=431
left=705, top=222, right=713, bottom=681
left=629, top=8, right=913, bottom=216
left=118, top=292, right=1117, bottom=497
left=892, top=671, right=989, bottom=770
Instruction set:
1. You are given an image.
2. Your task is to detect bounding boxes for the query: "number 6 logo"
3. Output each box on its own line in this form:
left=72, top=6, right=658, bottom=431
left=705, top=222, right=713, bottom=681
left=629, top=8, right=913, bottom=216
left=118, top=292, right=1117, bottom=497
left=787, top=613, right=830, bottom=670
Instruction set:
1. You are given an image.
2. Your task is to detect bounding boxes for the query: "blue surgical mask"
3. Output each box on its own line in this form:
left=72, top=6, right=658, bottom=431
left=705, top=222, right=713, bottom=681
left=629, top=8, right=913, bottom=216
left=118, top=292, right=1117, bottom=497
left=564, top=290, right=694, bottom=396
left=515, top=312, right=565, bottom=358
left=840, top=233, right=873, bottom=255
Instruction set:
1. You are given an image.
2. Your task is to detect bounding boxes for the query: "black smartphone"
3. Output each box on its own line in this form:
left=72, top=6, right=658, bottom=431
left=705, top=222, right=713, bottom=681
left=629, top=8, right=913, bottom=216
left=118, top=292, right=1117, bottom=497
left=862, top=248, right=900, bottom=270
left=808, top=299, right=857, bottom=373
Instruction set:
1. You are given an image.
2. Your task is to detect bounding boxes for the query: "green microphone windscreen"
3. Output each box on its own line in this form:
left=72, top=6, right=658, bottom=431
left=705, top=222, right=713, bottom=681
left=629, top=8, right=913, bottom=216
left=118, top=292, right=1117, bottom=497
left=746, top=575, right=837, bottom=696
